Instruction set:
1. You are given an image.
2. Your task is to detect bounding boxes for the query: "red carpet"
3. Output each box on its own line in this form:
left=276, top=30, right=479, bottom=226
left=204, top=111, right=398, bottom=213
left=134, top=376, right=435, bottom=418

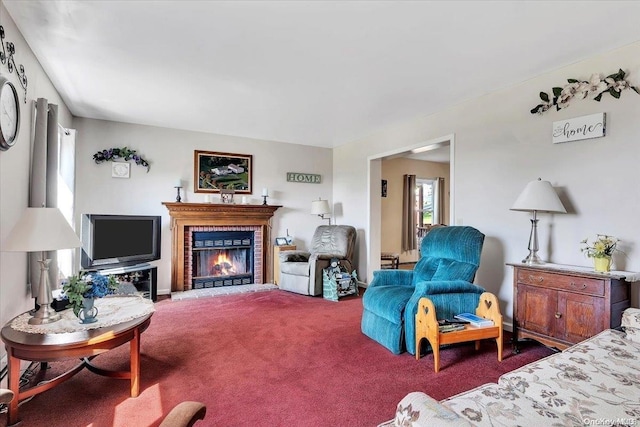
left=2, top=290, right=553, bottom=427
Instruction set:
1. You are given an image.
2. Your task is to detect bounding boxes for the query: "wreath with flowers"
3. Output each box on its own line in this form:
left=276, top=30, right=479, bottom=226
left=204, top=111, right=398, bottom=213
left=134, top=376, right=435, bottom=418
left=531, top=68, right=639, bottom=115
left=93, top=147, right=150, bottom=172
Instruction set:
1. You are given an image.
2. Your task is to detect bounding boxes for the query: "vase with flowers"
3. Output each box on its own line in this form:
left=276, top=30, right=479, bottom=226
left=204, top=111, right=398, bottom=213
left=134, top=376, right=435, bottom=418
left=580, top=234, right=620, bottom=273
left=62, top=273, right=118, bottom=323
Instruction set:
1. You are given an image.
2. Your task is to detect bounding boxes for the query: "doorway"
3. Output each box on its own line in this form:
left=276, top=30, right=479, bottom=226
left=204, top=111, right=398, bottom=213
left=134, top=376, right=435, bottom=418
left=367, top=135, right=454, bottom=281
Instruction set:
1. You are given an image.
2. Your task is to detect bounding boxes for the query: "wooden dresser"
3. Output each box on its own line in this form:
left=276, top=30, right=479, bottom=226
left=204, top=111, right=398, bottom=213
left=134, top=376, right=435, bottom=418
left=509, top=263, right=632, bottom=350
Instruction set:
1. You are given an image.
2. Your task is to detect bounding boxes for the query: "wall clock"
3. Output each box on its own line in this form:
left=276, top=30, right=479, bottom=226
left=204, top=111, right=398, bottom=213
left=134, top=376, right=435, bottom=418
left=0, top=75, right=20, bottom=151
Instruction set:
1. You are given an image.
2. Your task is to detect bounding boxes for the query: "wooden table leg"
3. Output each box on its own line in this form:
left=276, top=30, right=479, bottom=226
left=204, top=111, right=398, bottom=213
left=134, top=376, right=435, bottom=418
left=130, top=327, right=141, bottom=397
left=7, top=351, right=20, bottom=426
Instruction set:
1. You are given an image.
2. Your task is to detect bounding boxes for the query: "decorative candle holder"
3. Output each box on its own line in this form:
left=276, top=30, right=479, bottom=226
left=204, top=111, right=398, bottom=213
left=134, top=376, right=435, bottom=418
left=175, top=186, right=182, bottom=202
left=262, top=195, right=268, bottom=205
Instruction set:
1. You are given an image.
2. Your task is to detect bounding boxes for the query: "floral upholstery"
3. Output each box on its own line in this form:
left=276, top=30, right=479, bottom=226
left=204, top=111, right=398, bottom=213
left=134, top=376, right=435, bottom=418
left=381, top=319, right=640, bottom=427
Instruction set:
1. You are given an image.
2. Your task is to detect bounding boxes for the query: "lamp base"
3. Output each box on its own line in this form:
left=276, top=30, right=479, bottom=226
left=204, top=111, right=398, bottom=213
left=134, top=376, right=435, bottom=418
left=29, top=305, right=61, bottom=325
left=522, top=252, right=545, bottom=265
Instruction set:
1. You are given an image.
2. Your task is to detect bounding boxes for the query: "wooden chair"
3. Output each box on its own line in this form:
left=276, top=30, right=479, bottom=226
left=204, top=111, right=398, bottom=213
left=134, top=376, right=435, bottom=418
left=160, top=401, right=207, bottom=427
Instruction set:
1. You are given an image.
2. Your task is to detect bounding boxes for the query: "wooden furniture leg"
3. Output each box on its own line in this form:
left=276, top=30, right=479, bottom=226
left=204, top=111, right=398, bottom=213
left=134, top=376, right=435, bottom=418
left=130, top=327, right=141, bottom=397
left=7, top=352, right=20, bottom=426
left=415, top=298, right=442, bottom=371
left=476, top=292, right=503, bottom=362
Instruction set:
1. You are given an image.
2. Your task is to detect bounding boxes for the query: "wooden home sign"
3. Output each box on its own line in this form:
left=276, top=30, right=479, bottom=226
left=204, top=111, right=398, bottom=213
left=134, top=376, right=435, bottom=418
left=286, top=172, right=321, bottom=184
left=552, top=112, right=606, bottom=144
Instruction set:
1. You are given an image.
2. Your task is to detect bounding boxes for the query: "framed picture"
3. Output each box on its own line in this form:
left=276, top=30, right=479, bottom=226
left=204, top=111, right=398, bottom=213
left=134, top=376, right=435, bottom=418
left=275, top=237, right=288, bottom=246
left=194, top=150, right=253, bottom=194
left=112, top=162, right=130, bottom=178
left=381, top=179, right=387, bottom=197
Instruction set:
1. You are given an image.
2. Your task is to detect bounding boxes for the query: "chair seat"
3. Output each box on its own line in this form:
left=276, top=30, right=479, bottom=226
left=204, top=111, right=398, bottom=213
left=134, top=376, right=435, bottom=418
left=362, top=285, right=413, bottom=324
left=280, top=261, right=309, bottom=276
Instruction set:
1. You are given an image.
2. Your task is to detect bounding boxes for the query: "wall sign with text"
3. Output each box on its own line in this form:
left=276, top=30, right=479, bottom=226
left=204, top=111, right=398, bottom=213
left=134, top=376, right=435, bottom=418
left=552, top=113, right=606, bottom=144
left=286, top=172, right=321, bottom=184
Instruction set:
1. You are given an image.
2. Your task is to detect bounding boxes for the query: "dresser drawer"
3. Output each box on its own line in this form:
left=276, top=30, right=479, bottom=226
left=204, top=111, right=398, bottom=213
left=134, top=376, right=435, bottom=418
left=517, top=270, right=605, bottom=296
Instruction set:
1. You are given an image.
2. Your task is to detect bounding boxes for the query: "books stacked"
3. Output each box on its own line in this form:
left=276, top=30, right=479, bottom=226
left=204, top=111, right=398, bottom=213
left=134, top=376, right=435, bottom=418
left=438, top=319, right=467, bottom=333
left=454, top=313, right=494, bottom=327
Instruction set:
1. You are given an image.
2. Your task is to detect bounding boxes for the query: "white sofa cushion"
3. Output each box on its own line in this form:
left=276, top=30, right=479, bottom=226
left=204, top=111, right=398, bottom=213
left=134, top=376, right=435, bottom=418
left=379, top=391, right=472, bottom=427
left=498, top=329, right=640, bottom=424
left=622, top=308, right=640, bottom=344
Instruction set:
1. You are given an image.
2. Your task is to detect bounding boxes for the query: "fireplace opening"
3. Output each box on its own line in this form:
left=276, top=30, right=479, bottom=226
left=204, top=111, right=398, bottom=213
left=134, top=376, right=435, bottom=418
left=192, top=231, right=254, bottom=288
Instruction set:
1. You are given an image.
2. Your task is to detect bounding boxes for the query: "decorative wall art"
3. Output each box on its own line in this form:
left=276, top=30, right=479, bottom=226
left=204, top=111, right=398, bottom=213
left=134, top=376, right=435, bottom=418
left=93, top=147, right=150, bottom=172
left=0, top=25, right=28, bottom=103
left=531, top=68, right=639, bottom=115
left=286, top=172, right=321, bottom=183
left=194, top=150, right=252, bottom=194
left=381, top=180, right=388, bottom=197
left=111, top=162, right=130, bottom=178
left=552, top=113, right=606, bottom=144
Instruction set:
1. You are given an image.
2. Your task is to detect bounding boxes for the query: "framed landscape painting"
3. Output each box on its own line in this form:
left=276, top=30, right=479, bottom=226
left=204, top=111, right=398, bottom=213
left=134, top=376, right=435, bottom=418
left=194, top=150, right=253, bottom=194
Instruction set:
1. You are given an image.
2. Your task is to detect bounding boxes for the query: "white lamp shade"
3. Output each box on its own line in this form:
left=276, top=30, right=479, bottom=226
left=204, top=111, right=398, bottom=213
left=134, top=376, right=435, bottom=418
left=2, top=207, right=82, bottom=252
left=311, top=199, right=330, bottom=215
left=511, top=179, right=567, bottom=213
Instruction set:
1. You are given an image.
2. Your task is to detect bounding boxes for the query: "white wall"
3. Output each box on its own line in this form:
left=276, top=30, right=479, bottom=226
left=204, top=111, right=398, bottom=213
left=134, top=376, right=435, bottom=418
left=0, top=3, right=73, bottom=335
left=0, top=2, right=74, bottom=381
left=335, top=42, right=640, bottom=322
left=73, top=118, right=333, bottom=294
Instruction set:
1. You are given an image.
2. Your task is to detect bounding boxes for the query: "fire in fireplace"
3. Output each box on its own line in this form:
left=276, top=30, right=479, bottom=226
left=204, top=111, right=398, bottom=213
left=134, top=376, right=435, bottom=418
left=192, top=231, right=254, bottom=288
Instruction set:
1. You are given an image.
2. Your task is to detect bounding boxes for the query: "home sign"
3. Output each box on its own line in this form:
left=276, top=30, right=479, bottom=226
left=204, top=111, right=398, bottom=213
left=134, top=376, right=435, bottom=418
left=286, top=172, right=321, bottom=184
left=552, top=112, right=606, bottom=144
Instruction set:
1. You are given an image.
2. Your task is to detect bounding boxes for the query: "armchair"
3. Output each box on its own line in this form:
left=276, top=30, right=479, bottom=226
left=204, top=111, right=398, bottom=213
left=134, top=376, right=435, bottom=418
left=279, top=225, right=357, bottom=296
left=361, top=226, right=485, bottom=355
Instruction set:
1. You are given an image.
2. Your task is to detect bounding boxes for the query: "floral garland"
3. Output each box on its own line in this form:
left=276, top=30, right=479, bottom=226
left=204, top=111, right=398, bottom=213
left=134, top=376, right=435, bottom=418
left=93, top=147, right=150, bottom=172
left=531, top=68, right=639, bottom=115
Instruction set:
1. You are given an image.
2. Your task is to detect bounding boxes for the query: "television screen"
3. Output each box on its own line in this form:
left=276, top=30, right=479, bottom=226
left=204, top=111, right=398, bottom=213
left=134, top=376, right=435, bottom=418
left=81, top=214, right=161, bottom=269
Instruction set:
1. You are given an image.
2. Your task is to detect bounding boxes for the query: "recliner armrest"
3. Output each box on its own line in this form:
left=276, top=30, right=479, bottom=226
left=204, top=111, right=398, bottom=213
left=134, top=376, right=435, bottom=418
left=414, top=280, right=485, bottom=295
left=280, top=250, right=311, bottom=263
left=367, top=269, right=414, bottom=288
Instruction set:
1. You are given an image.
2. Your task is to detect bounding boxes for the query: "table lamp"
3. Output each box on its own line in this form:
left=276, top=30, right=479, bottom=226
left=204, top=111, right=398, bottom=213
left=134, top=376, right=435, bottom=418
left=311, top=198, right=331, bottom=224
left=2, top=207, right=82, bottom=324
left=510, top=178, right=566, bottom=265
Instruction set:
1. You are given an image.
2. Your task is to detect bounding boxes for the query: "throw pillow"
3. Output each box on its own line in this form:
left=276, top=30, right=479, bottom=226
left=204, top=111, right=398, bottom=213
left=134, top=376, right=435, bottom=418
left=431, top=259, right=477, bottom=282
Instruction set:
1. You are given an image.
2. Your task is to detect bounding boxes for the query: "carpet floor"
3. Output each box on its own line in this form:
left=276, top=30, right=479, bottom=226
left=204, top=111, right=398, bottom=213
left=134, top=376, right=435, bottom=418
left=2, top=290, right=554, bottom=427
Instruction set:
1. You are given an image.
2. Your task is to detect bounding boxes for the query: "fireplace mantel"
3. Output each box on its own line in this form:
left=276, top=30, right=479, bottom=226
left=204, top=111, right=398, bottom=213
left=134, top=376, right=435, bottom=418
left=163, top=202, right=282, bottom=291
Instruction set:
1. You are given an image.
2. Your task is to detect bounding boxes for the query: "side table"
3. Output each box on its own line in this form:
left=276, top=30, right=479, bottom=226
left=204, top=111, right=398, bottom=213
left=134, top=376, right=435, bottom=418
left=415, top=292, right=503, bottom=372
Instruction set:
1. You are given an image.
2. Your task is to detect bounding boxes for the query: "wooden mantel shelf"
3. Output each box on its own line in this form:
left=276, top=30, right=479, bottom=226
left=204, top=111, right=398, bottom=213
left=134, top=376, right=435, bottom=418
left=162, top=202, right=282, bottom=291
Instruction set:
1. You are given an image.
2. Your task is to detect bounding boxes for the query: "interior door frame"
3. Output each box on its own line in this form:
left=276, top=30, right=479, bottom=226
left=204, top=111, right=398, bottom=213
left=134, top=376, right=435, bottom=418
left=366, top=133, right=455, bottom=282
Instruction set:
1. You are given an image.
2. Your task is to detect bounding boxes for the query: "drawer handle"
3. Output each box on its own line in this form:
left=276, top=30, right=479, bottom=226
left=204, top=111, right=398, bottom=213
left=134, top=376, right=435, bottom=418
left=528, top=275, right=544, bottom=283
left=555, top=312, right=562, bottom=319
left=570, top=282, right=587, bottom=290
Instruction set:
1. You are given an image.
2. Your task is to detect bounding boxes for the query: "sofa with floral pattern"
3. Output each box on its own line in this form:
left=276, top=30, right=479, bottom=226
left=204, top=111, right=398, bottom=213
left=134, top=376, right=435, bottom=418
left=380, top=308, right=640, bottom=427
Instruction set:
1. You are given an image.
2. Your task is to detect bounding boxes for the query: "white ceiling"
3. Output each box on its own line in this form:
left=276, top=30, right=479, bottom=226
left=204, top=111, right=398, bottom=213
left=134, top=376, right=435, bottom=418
left=4, top=1, right=640, bottom=148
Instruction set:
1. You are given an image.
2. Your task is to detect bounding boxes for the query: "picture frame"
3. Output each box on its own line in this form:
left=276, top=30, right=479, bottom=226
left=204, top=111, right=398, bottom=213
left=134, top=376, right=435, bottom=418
left=275, top=237, right=288, bottom=246
left=194, top=150, right=253, bottom=194
left=111, top=162, right=130, bottom=178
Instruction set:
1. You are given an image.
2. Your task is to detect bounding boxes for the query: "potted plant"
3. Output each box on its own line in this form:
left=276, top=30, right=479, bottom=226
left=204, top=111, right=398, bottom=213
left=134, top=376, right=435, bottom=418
left=580, top=234, right=620, bottom=272
left=62, top=273, right=118, bottom=317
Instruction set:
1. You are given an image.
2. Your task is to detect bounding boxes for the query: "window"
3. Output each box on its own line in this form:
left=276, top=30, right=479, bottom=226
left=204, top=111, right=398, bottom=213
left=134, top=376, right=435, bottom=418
left=416, top=178, right=442, bottom=227
left=57, top=128, right=76, bottom=279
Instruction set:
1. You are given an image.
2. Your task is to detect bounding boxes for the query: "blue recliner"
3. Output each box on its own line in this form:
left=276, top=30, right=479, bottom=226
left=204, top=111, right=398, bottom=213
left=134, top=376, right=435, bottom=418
left=361, top=226, right=486, bottom=355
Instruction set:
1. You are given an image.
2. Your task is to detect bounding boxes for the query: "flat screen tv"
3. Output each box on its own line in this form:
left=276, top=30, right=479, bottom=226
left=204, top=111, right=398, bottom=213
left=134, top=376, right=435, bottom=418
left=81, top=214, right=161, bottom=270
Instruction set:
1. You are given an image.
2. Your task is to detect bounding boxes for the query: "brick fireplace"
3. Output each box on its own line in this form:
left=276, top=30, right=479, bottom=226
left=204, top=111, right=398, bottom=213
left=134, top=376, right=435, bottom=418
left=162, top=202, right=281, bottom=292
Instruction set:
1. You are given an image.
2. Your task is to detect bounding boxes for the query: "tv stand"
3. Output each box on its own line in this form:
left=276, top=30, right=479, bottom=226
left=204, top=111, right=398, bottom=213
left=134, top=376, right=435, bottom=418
left=97, top=264, right=157, bottom=301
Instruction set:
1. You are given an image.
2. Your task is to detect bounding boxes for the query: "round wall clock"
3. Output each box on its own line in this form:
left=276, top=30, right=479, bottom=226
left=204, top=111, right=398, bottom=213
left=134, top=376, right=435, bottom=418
left=0, top=75, right=20, bottom=151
